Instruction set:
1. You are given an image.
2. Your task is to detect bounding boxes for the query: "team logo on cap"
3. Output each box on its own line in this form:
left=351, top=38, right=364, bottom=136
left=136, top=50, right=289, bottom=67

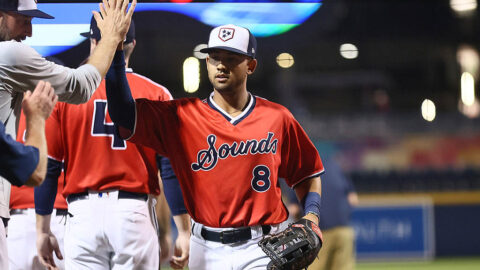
left=218, top=27, right=235, bottom=42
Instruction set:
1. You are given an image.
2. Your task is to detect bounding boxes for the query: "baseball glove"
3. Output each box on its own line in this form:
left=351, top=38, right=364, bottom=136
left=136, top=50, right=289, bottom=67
left=258, top=219, right=323, bottom=270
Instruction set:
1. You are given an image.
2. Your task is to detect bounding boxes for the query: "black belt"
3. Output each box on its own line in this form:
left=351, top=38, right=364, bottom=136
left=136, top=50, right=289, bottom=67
left=200, top=225, right=271, bottom=244
left=10, top=209, right=68, bottom=216
left=67, top=191, right=148, bottom=204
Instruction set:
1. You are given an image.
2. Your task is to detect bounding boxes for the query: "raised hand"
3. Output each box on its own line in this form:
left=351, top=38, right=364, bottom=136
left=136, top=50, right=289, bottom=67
left=93, top=0, right=137, bottom=45
left=22, top=81, right=57, bottom=121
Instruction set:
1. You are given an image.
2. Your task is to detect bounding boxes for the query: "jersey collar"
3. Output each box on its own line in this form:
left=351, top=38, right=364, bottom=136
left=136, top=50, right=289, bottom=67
left=207, top=92, right=256, bottom=125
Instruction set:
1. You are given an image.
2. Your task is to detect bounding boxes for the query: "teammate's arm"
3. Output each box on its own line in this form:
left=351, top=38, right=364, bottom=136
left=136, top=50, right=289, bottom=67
left=87, top=0, right=137, bottom=79
left=171, top=214, right=191, bottom=269
left=34, top=99, right=64, bottom=270
left=157, top=156, right=190, bottom=269
left=0, top=81, right=57, bottom=187
left=35, top=158, right=63, bottom=269
left=36, top=213, right=63, bottom=269
left=22, top=81, right=58, bottom=186
left=155, top=190, right=173, bottom=263
left=105, top=50, right=136, bottom=138
left=294, top=176, right=322, bottom=225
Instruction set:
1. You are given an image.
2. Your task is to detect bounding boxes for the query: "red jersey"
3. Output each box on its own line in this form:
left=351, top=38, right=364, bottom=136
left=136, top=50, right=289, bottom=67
left=47, top=72, right=172, bottom=196
left=130, top=93, right=323, bottom=227
left=10, top=113, right=67, bottom=210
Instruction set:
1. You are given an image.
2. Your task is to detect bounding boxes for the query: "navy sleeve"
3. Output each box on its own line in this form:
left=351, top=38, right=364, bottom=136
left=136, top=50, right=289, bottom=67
left=34, top=158, right=62, bottom=215
left=157, top=155, right=187, bottom=215
left=0, top=123, right=39, bottom=186
left=105, top=50, right=135, bottom=131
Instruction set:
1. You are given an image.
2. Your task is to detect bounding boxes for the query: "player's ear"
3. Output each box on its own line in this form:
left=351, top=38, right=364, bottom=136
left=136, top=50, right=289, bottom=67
left=247, top=58, right=257, bottom=75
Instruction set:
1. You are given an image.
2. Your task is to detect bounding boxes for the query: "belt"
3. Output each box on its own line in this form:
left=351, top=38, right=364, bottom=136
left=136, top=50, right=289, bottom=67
left=67, top=191, right=148, bottom=204
left=9, top=209, right=68, bottom=216
left=200, top=225, right=271, bottom=244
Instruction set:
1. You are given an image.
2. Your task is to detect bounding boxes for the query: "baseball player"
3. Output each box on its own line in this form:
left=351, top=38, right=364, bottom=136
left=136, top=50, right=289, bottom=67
left=8, top=111, right=67, bottom=270
left=34, top=16, right=190, bottom=270
left=106, top=24, right=324, bottom=269
left=0, top=1, right=135, bottom=267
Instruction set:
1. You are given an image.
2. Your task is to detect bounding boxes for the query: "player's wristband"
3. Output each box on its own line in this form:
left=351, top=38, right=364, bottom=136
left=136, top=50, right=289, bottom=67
left=34, top=158, right=62, bottom=215
left=301, top=192, right=321, bottom=218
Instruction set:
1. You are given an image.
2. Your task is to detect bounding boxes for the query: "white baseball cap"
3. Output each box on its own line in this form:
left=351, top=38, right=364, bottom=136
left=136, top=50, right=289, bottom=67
left=200, top=24, right=257, bottom=59
left=0, top=0, right=54, bottom=19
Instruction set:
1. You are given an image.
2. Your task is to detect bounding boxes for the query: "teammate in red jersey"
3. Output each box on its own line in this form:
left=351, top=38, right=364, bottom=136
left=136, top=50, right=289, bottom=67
left=34, top=18, right=190, bottom=269
left=106, top=24, right=324, bottom=269
left=8, top=110, right=67, bottom=270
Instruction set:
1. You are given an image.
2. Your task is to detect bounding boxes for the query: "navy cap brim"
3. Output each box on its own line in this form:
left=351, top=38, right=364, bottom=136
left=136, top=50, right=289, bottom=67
left=80, top=32, right=90, bottom=38
left=17, top=10, right=54, bottom=19
left=200, top=46, right=254, bottom=58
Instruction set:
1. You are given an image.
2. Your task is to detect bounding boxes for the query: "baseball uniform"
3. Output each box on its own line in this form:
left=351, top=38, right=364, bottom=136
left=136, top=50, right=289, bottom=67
left=41, top=71, right=172, bottom=269
left=130, top=93, right=324, bottom=269
left=106, top=24, right=324, bottom=269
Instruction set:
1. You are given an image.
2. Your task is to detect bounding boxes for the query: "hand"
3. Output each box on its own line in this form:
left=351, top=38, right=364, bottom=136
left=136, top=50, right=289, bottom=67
left=37, top=231, right=63, bottom=270
left=93, top=0, right=137, bottom=44
left=302, top=212, right=319, bottom=225
left=159, top=233, right=173, bottom=263
left=22, top=81, right=57, bottom=121
left=170, top=232, right=190, bottom=269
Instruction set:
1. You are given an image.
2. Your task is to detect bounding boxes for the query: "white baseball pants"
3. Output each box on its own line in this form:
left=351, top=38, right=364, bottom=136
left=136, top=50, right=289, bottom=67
left=64, top=190, right=159, bottom=270
left=7, top=208, right=66, bottom=270
left=189, top=221, right=281, bottom=270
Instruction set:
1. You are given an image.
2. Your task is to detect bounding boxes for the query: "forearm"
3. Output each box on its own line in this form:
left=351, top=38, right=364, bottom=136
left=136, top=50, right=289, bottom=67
left=294, top=176, right=322, bottom=224
left=24, top=116, right=47, bottom=186
left=173, top=214, right=191, bottom=236
left=156, top=192, right=172, bottom=238
left=36, top=213, right=52, bottom=234
left=34, top=158, right=61, bottom=215
left=86, top=37, right=122, bottom=79
left=105, top=50, right=135, bottom=135
left=159, top=156, right=188, bottom=216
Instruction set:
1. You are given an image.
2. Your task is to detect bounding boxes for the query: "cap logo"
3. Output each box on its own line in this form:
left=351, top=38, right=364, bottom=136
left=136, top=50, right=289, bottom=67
left=218, top=27, right=235, bottom=42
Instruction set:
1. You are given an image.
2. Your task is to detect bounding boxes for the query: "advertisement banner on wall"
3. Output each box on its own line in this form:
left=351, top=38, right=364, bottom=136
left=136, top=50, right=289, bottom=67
left=352, top=197, right=435, bottom=261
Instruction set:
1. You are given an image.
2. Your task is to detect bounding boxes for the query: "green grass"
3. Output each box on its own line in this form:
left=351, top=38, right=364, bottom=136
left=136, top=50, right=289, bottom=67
left=160, top=257, right=480, bottom=270
left=356, top=257, right=480, bottom=270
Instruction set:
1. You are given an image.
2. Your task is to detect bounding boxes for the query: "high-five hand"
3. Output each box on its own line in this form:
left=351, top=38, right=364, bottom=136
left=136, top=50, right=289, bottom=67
left=93, top=0, right=137, bottom=45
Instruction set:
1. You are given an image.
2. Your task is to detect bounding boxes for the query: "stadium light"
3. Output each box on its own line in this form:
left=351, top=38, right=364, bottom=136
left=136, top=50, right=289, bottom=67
left=276, top=53, right=295, bottom=68
left=183, top=57, right=200, bottom=93
left=421, top=99, right=436, bottom=122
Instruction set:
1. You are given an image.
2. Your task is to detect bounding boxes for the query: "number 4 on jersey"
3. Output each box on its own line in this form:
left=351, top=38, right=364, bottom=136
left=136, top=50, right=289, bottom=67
left=91, top=100, right=126, bottom=150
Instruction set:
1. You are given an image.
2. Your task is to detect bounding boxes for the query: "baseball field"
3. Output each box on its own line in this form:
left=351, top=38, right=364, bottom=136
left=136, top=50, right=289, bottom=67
left=161, top=257, right=480, bottom=270
left=356, top=257, right=480, bottom=270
